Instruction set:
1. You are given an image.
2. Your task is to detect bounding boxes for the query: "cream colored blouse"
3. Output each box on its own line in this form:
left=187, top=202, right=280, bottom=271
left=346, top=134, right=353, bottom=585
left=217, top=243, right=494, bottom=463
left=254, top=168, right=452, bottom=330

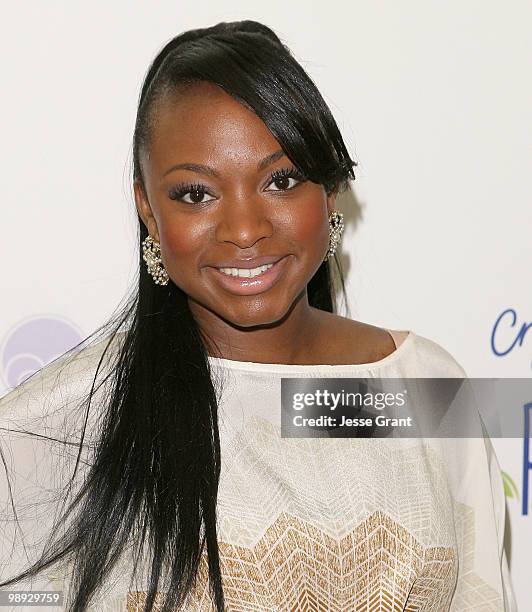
left=0, top=329, right=517, bottom=611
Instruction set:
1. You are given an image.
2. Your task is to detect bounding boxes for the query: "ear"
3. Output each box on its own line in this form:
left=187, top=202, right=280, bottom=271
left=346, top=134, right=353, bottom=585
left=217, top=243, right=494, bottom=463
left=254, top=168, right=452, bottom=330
left=326, top=191, right=337, bottom=217
left=134, top=180, right=160, bottom=242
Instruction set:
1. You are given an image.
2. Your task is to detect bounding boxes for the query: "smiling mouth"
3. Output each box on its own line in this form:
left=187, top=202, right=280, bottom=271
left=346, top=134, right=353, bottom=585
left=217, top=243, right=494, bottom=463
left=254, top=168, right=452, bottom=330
left=207, top=255, right=290, bottom=296
left=216, top=262, right=275, bottom=278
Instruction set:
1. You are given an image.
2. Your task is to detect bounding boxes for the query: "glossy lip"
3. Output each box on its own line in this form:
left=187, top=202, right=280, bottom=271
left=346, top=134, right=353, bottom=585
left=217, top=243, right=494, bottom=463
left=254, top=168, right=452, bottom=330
left=206, top=255, right=291, bottom=296
left=212, top=255, right=284, bottom=269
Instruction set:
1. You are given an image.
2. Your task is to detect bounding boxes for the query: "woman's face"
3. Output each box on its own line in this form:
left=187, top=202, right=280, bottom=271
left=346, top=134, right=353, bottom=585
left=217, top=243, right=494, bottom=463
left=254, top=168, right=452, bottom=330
left=135, top=81, right=336, bottom=328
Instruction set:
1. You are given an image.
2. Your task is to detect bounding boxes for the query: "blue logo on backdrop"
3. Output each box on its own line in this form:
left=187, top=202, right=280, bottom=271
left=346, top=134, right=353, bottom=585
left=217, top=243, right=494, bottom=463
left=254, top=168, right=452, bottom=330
left=523, top=403, right=532, bottom=515
left=491, top=308, right=531, bottom=357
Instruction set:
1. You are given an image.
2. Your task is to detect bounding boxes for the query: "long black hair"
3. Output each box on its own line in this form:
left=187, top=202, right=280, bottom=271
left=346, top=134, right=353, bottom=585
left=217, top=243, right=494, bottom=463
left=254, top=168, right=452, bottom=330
left=0, top=19, right=356, bottom=611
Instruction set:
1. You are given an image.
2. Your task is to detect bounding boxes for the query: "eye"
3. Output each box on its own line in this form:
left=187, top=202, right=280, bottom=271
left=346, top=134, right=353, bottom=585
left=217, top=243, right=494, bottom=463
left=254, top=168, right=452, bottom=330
left=265, top=167, right=306, bottom=192
left=168, top=182, right=216, bottom=205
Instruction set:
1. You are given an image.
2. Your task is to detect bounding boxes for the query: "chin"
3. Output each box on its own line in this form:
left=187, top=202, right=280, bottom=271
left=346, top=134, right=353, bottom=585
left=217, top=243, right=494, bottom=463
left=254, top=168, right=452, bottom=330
left=221, top=300, right=291, bottom=329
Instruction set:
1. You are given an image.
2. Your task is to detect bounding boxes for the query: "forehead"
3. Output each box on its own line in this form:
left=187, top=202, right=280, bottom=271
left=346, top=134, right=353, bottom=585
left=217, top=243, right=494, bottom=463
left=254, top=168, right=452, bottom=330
left=146, top=82, right=282, bottom=171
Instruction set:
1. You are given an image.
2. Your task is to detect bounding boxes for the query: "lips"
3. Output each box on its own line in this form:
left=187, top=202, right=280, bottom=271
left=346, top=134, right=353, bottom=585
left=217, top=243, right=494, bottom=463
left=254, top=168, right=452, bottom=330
left=210, top=255, right=284, bottom=270
left=206, top=255, right=291, bottom=296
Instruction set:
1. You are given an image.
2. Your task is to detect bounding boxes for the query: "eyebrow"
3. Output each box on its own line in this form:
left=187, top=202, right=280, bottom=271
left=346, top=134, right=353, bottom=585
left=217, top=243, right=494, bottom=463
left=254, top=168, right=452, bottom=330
left=162, top=149, right=286, bottom=180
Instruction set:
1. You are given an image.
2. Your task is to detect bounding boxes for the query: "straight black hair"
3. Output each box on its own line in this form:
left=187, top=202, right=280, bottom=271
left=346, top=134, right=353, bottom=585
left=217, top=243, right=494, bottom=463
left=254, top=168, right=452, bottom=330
left=0, top=19, right=356, bottom=611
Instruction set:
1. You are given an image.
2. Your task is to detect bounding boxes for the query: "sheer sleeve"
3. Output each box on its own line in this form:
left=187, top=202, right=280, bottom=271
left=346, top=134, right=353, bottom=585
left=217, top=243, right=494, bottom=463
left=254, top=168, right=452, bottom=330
left=481, top=422, right=518, bottom=611
left=0, top=335, right=119, bottom=602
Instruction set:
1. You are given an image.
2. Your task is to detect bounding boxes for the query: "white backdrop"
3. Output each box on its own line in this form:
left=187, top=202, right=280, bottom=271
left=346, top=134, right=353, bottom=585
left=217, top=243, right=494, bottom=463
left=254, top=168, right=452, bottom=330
left=1, top=2, right=530, bottom=609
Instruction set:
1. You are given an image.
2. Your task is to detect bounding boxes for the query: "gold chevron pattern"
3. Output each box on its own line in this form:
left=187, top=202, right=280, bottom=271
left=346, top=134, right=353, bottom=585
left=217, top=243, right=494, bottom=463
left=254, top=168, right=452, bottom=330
left=126, top=510, right=458, bottom=611
left=125, top=506, right=501, bottom=610
left=123, top=414, right=505, bottom=611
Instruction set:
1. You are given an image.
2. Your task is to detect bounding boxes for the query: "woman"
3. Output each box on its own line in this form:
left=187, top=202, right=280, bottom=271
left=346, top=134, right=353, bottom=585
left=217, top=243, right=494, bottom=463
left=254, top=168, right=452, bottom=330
left=0, top=20, right=516, bottom=612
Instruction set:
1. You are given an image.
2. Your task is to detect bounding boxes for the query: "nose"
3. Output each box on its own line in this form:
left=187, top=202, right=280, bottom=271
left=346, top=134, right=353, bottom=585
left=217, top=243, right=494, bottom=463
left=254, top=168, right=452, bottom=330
left=214, top=194, right=274, bottom=248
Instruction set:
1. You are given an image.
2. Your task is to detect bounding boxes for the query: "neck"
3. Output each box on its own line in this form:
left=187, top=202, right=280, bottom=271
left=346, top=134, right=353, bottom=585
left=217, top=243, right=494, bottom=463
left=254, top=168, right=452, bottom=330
left=188, top=291, right=325, bottom=365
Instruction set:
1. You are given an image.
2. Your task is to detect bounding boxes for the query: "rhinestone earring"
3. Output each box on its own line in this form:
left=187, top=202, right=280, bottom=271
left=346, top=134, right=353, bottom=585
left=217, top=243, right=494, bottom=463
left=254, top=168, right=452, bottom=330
left=324, top=210, right=345, bottom=261
left=142, top=235, right=169, bottom=285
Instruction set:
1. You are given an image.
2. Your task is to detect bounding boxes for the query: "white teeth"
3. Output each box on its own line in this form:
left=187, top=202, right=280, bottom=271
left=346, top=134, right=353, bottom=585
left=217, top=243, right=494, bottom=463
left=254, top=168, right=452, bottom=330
left=218, top=263, right=274, bottom=278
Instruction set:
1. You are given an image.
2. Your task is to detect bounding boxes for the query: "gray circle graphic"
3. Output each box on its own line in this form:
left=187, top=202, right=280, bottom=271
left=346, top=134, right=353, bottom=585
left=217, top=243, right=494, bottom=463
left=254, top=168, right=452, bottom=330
left=1, top=315, right=85, bottom=389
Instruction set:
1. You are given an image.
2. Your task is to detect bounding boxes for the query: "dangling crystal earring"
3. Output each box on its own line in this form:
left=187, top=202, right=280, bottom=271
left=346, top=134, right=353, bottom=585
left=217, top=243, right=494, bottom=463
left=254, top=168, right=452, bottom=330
left=142, top=235, right=169, bottom=285
left=324, top=210, right=345, bottom=261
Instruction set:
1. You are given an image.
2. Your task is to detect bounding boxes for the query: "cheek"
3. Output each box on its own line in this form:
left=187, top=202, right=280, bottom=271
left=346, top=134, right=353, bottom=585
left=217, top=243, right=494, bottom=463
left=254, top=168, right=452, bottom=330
left=284, top=200, right=328, bottom=246
left=159, top=219, right=207, bottom=261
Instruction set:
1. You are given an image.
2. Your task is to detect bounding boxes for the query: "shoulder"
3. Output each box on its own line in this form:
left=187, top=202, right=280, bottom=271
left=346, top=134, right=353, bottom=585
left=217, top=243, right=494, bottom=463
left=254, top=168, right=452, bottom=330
left=309, top=311, right=398, bottom=365
left=405, top=331, right=468, bottom=377
left=310, top=310, right=468, bottom=375
left=0, top=331, right=124, bottom=422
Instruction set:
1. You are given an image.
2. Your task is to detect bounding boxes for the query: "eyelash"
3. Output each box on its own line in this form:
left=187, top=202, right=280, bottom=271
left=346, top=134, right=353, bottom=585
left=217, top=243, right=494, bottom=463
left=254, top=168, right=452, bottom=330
left=167, top=166, right=307, bottom=204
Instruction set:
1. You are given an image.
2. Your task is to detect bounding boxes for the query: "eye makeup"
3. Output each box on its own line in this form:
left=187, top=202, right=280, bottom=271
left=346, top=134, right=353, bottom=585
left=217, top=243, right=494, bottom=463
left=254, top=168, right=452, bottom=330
left=167, top=165, right=307, bottom=205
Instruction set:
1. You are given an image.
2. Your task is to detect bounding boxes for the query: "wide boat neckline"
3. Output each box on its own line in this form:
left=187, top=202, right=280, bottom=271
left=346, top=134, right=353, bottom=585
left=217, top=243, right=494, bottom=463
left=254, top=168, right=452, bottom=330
left=206, top=330, right=415, bottom=373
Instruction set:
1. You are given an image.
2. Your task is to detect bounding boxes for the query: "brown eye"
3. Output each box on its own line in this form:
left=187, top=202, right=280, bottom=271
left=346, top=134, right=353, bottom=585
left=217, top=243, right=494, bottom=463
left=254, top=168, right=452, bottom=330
left=168, top=183, right=216, bottom=205
left=265, top=167, right=306, bottom=192
left=272, top=176, right=292, bottom=190
left=188, top=189, right=207, bottom=203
